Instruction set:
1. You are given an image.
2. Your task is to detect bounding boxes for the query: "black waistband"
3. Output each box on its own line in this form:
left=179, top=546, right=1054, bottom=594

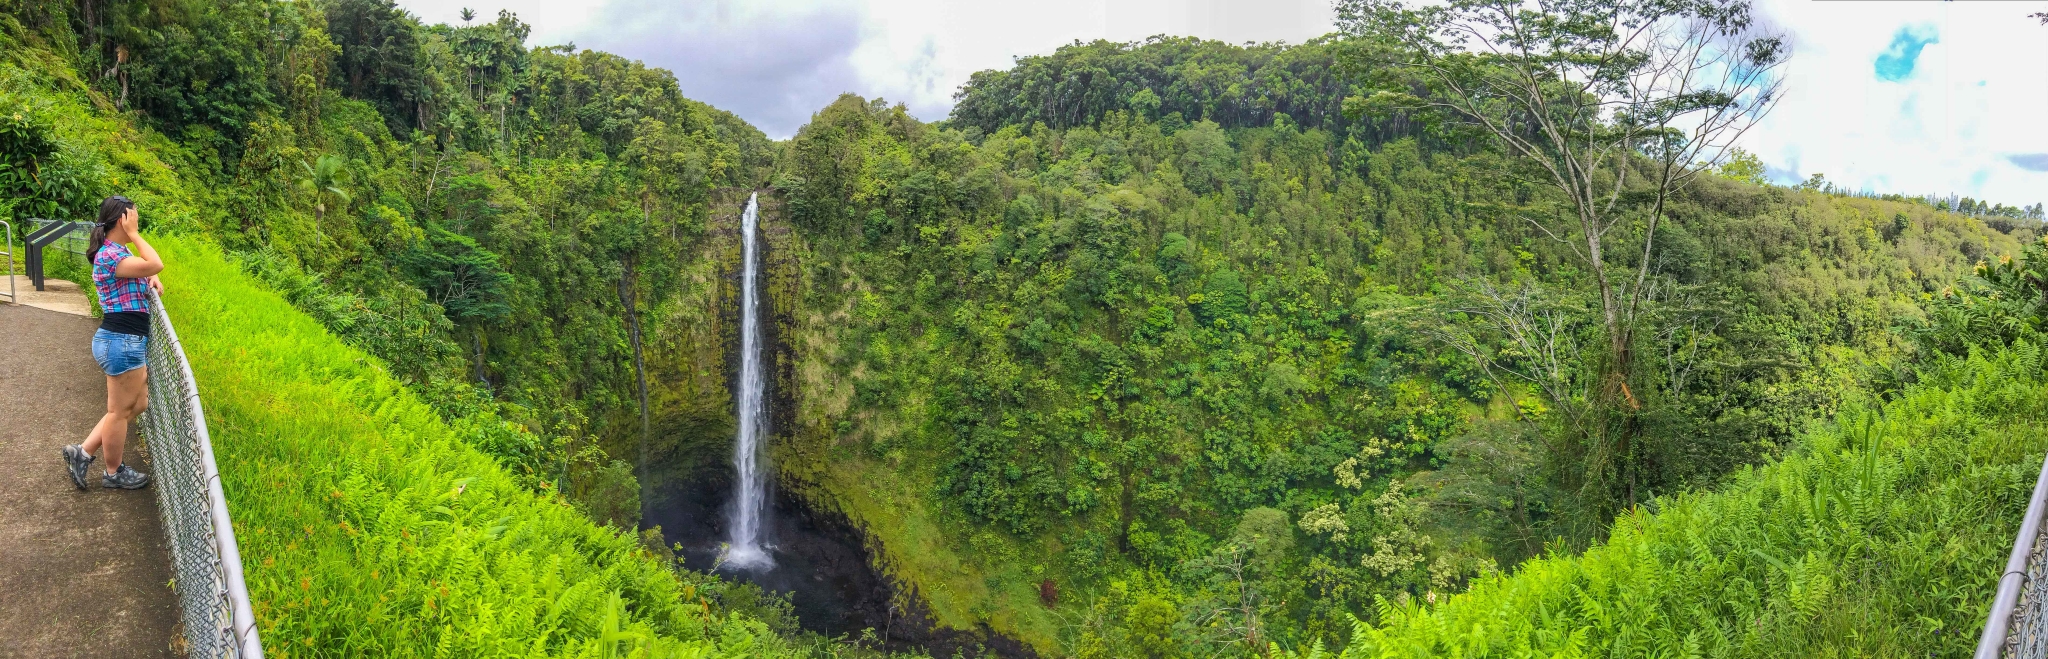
left=100, top=311, right=151, bottom=337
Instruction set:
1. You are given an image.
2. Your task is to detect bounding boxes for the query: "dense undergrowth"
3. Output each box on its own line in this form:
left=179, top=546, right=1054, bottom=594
left=1283, top=345, right=2042, bottom=656
left=767, top=53, right=2022, bottom=652
left=1268, top=239, right=2048, bottom=656
left=7, top=0, right=2048, bottom=655
left=158, top=235, right=813, bottom=657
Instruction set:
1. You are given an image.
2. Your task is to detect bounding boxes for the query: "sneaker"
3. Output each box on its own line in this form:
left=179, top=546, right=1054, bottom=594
left=102, top=465, right=149, bottom=490
left=61, top=445, right=94, bottom=490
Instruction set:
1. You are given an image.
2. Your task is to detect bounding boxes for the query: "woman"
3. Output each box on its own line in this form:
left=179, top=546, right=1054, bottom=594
left=60, top=196, right=159, bottom=490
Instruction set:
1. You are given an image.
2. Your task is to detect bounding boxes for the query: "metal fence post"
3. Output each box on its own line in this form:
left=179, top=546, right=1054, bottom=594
left=2, top=220, right=14, bottom=303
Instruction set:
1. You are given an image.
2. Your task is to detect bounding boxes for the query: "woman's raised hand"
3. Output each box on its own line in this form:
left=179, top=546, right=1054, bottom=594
left=110, top=205, right=165, bottom=279
left=119, top=207, right=140, bottom=242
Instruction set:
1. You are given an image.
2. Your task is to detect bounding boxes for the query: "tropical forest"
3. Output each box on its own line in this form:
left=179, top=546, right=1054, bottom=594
left=2, top=0, right=2046, bottom=656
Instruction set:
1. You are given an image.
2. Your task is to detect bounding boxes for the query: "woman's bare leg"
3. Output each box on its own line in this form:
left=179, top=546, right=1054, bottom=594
left=86, top=367, right=148, bottom=475
left=81, top=412, right=113, bottom=456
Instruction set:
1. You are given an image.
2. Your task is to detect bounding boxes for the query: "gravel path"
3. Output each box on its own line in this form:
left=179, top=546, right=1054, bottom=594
left=0, top=302, right=177, bottom=658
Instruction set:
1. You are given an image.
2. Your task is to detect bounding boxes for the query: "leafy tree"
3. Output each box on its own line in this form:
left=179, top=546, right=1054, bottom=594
left=0, top=101, right=97, bottom=220
left=1716, top=147, right=1767, bottom=186
left=1342, top=0, right=1789, bottom=508
left=951, top=36, right=1350, bottom=134
left=297, top=153, right=353, bottom=223
left=398, top=223, right=510, bottom=324
left=103, top=0, right=279, bottom=146
left=324, top=0, right=426, bottom=136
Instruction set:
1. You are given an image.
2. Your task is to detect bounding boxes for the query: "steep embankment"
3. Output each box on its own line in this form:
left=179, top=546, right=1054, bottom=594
left=156, top=235, right=807, bottom=657
left=1309, top=348, right=2045, bottom=657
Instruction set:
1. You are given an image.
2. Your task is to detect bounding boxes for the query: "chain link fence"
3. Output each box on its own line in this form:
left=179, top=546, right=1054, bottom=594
left=2005, top=523, right=2048, bottom=658
left=1979, top=455, right=2048, bottom=659
left=139, top=289, right=263, bottom=658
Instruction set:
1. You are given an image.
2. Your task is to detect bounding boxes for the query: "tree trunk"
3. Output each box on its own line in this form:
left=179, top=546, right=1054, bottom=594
left=1116, top=467, right=1136, bottom=554
left=1581, top=191, right=1638, bottom=512
left=471, top=328, right=488, bottom=386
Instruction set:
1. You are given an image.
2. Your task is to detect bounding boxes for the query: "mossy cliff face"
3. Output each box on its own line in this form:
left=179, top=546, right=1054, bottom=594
left=640, top=189, right=794, bottom=507
left=762, top=211, right=1062, bottom=653
left=632, top=188, right=1042, bottom=654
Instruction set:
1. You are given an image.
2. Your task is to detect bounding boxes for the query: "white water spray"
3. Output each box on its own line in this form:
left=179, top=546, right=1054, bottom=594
left=724, top=192, right=774, bottom=571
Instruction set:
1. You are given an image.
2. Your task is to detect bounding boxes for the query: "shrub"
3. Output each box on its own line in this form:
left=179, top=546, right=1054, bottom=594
left=1292, top=348, right=2047, bottom=657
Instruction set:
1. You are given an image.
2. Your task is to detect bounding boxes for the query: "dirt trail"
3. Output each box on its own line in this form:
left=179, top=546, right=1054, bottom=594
left=0, top=302, right=177, bottom=658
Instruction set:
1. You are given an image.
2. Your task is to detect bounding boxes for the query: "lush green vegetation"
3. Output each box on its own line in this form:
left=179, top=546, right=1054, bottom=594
left=950, top=36, right=1349, bottom=134
left=2, top=0, right=778, bottom=532
left=6, top=0, right=2046, bottom=655
left=0, top=5, right=859, bottom=657
left=158, top=235, right=812, bottom=657
left=1275, top=237, right=2048, bottom=657
left=765, top=40, right=2022, bottom=657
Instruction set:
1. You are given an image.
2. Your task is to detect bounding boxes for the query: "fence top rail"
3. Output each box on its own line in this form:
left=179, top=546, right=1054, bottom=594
left=1977, top=453, right=2048, bottom=658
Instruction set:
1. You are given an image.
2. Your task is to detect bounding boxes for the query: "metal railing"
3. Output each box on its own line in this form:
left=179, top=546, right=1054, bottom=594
left=1978, top=453, right=2048, bottom=658
left=29, top=219, right=91, bottom=255
left=24, top=220, right=88, bottom=291
left=2, top=220, right=14, bottom=303
left=139, top=288, right=264, bottom=658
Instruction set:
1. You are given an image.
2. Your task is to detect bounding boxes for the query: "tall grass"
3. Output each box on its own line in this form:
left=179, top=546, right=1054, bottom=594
left=156, top=235, right=807, bottom=658
left=1290, top=348, right=2047, bottom=658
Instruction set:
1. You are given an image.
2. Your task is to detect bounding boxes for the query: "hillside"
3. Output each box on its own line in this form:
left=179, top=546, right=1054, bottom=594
left=0, top=8, right=840, bottom=657
left=157, top=235, right=813, bottom=656
left=1332, top=350, right=2042, bottom=656
left=1290, top=241, right=2048, bottom=655
left=761, top=81, right=2021, bottom=651
left=2, top=0, right=774, bottom=532
left=5, top=0, right=2044, bottom=656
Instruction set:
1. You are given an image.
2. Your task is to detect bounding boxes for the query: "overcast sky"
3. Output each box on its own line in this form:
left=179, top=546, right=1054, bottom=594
left=393, top=0, right=2048, bottom=207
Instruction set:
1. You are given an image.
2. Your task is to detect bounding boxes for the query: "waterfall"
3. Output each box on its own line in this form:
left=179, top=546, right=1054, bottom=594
left=724, top=192, right=774, bottom=571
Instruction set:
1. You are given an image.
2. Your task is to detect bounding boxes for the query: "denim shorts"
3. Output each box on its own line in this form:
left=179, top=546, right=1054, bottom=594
left=91, top=329, right=149, bottom=377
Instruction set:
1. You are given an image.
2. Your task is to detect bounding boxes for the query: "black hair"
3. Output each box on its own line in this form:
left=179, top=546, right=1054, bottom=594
left=87, top=195, right=135, bottom=264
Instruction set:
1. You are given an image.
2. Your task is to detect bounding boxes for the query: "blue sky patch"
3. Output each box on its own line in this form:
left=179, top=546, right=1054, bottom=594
left=2008, top=154, right=2048, bottom=172
left=1875, top=24, right=1939, bottom=82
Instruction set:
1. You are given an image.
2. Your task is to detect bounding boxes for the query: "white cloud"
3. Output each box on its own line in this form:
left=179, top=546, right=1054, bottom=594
left=393, top=0, right=2048, bottom=205
left=852, top=0, right=1335, bottom=123
left=1746, top=0, right=2048, bottom=205
left=395, top=0, right=1333, bottom=138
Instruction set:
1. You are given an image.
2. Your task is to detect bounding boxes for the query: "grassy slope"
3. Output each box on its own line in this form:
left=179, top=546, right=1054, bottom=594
left=1297, top=349, right=2046, bottom=657
left=158, top=235, right=799, bottom=658
left=774, top=181, right=2022, bottom=655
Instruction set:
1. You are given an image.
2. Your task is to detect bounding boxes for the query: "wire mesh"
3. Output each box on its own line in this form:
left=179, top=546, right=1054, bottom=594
left=2009, top=524, right=2048, bottom=658
left=138, top=290, right=262, bottom=658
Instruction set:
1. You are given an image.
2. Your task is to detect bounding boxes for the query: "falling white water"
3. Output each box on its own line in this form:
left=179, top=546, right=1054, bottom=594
left=724, top=192, right=774, bottom=571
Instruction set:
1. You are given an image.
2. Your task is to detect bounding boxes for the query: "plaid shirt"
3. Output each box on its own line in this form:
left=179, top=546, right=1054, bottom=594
left=92, top=242, right=151, bottom=314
